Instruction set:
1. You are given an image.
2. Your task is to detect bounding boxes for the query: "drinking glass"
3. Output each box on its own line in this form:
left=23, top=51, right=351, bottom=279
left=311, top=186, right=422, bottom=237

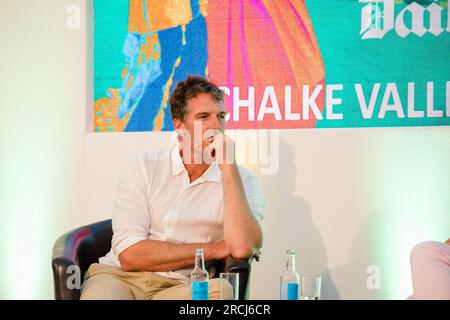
left=219, top=272, right=239, bottom=300
left=301, top=275, right=321, bottom=300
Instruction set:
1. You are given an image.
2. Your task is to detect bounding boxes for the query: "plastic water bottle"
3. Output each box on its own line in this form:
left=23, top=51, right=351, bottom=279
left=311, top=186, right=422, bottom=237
left=280, top=249, right=300, bottom=300
left=191, top=248, right=209, bottom=300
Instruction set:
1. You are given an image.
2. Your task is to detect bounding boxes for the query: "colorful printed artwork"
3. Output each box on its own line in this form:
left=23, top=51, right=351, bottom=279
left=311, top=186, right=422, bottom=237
left=94, top=0, right=324, bottom=132
left=94, top=0, right=449, bottom=132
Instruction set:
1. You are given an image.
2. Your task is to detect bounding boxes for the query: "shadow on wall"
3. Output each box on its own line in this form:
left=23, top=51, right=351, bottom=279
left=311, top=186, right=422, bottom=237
left=252, top=138, right=340, bottom=300
left=328, top=208, right=385, bottom=300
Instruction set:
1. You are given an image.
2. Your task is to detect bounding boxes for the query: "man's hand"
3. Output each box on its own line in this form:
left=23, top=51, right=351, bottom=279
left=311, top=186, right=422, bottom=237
left=204, top=132, right=235, bottom=169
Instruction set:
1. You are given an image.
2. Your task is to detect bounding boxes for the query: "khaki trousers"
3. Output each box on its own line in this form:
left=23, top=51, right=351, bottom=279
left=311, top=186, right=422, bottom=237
left=80, top=263, right=230, bottom=300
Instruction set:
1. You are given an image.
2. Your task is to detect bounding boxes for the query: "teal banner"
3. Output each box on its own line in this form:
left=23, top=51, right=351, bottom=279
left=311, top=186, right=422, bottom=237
left=311, top=0, right=450, bottom=129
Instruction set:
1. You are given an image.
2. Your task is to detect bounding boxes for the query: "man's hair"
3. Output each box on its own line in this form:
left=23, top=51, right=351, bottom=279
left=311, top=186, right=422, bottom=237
left=170, top=75, right=224, bottom=122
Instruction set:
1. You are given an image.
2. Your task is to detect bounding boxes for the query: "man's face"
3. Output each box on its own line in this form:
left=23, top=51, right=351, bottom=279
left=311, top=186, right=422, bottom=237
left=174, top=93, right=226, bottom=157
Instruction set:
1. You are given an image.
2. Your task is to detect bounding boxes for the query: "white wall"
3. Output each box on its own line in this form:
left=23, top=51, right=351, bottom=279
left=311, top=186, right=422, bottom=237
left=0, top=0, right=88, bottom=299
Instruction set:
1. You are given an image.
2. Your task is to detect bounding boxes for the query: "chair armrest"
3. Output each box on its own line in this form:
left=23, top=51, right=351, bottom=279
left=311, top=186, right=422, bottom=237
left=51, top=220, right=113, bottom=300
left=51, top=257, right=81, bottom=300
left=215, top=254, right=258, bottom=300
left=51, top=226, right=93, bottom=300
left=222, top=255, right=252, bottom=272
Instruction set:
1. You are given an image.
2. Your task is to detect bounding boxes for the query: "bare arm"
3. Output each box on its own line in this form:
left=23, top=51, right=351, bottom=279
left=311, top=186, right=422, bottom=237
left=206, top=133, right=263, bottom=259
left=221, top=164, right=263, bottom=259
left=119, top=239, right=230, bottom=272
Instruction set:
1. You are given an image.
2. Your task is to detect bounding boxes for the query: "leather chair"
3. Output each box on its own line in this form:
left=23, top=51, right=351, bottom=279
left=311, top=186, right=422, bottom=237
left=52, top=219, right=257, bottom=300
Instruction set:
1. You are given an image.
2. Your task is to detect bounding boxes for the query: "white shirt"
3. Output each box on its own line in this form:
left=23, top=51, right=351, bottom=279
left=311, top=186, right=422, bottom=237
left=99, top=145, right=265, bottom=281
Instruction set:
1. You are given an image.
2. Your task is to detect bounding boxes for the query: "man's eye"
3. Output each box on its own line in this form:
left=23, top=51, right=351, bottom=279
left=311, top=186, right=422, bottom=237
left=218, top=114, right=225, bottom=119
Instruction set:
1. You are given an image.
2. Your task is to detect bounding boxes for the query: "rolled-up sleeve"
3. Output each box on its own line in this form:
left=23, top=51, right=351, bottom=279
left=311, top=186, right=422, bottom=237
left=111, top=154, right=152, bottom=257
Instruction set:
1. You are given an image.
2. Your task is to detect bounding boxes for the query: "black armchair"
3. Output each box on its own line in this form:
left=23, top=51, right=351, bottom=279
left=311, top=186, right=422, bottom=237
left=52, top=219, right=256, bottom=300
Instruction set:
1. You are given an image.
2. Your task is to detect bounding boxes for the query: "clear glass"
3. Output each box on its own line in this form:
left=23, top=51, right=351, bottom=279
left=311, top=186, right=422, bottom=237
left=219, top=272, right=239, bottom=300
left=301, top=275, right=322, bottom=300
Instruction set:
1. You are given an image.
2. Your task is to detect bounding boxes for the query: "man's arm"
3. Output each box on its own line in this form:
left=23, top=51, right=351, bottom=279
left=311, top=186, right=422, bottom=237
left=113, top=153, right=230, bottom=272
left=207, top=133, right=264, bottom=259
left=119, top=239, right=230, bottom=272
left=221, top=164, right=263, bottom=259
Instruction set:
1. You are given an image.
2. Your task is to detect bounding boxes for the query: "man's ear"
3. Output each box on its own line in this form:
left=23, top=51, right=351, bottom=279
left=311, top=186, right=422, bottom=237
left=173, top=118, right=186, bottom=143
left=173, top=118, right=184, bottom=131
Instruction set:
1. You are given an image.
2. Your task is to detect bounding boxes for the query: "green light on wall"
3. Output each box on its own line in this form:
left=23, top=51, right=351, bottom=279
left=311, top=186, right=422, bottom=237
left=0, top=0, right=88, bottom=299
left=0, top=129, right=61, bottom=299
left=369, top=129, right=449, bottom=299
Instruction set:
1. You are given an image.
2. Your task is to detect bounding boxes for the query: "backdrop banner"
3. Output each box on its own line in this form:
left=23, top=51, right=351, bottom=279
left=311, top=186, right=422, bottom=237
left=93, top=0, right=450, bottom=132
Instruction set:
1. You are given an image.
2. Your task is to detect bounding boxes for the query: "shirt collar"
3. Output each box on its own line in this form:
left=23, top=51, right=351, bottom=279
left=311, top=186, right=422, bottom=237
left=171, top=145, right=185, bottom=176
left=202, top=161, right=222, bottom=183
left=170, top=145, right=222, bottom=183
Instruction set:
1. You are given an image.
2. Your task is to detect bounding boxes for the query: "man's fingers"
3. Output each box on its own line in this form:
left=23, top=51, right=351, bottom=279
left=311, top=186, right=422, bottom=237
left=203, top=141, right=216, bottom=164
left=202, top=133, right=235, bottom=165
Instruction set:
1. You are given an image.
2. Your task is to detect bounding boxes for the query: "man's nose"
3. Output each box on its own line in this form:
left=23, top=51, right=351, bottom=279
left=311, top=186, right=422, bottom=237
left=210, top=116, right=222, bottom=130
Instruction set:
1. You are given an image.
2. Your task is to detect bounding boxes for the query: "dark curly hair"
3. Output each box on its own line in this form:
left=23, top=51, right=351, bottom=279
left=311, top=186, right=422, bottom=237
left=170, top=75, right=224, bottom=122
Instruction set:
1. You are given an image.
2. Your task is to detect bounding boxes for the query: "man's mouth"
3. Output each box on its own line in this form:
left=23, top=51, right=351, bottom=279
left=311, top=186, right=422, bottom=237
left=205, top=135, right=215, bottom=142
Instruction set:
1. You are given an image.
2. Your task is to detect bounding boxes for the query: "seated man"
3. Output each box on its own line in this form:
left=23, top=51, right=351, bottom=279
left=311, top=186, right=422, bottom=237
left=409, top=238, right=450, bottom=300
left=81, top=75, right=265, bottom=300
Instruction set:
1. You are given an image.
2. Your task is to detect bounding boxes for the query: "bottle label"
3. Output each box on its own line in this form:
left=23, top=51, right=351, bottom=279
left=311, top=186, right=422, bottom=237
left=287, top=283, right=299, bottom=300
left=192, top=281, right=209, bottom=300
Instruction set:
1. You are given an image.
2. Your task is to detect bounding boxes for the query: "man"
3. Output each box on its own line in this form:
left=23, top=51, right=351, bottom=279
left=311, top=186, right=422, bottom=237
left=81, top=75, right=265, bottom=299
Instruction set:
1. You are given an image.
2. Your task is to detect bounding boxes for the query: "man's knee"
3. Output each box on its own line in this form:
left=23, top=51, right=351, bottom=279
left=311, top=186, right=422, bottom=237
left=80, top=274, right=134, bottom=300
